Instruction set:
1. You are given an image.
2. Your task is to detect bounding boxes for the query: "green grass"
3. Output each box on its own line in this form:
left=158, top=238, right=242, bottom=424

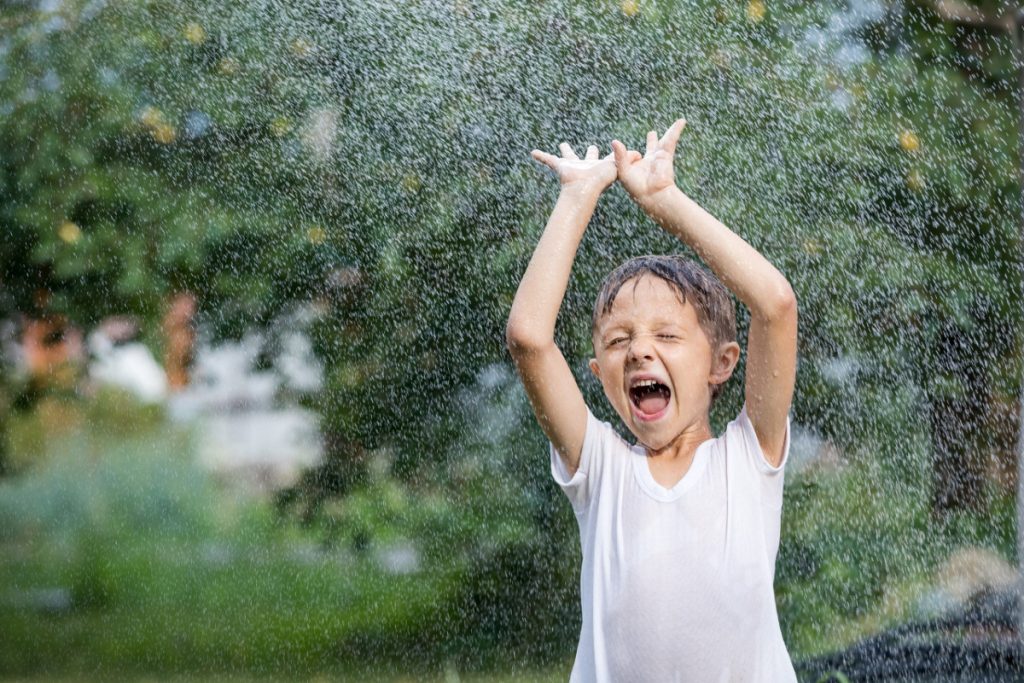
left=2, top=537, right=460, bottom=673
left=0, top=675, right=567, bottom=682
left=0, top=392, right=567, bottom=679
left=2, top=389, right=1018, bottom=678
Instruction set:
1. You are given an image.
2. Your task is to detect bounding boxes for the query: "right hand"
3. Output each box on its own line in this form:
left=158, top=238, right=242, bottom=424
left=530, top=143, right=617, bottom=196
left=612, top=118, right=686, bottom=206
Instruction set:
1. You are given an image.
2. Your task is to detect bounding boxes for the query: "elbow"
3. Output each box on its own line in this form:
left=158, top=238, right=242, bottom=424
left=505, top=319, right=550, bottom=356
left=758, top=282, right=798, bottom=324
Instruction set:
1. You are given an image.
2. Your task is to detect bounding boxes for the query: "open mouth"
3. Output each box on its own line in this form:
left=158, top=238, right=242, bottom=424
left=629, top=378, right=671, bottom=419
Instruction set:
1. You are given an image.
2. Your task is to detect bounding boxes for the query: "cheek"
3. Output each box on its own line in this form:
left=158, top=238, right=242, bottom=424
left=597, top=365, right=626, bottom=400
left=601, top=369, right=624, bottom=396
left=668, top=346, right=713, bottom=383
left=594, top=352, right=621, bottom=378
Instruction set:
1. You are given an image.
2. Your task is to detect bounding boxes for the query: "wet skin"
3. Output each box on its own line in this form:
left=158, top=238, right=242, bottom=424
left=589, top=275, right=739, bottom=486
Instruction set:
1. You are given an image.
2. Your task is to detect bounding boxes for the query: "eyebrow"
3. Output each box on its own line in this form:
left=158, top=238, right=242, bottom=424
left=600, top=328, right=626, bottom=339
left=598, top=325, right=627, bottom=339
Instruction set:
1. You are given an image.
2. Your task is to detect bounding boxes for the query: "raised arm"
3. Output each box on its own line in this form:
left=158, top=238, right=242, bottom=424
left=507, top=143, right=616, bottom=474
left=612, top=120, right=796, bottom=467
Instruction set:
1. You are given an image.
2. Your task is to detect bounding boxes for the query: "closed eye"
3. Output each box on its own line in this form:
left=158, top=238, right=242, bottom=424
left=606, top=337, right=628, bottom=348
left=657, top=334, right=679, bottom=340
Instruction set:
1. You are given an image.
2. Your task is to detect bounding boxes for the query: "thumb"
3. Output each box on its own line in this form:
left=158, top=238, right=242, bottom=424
left=530, top=149, right=559, bottom=171
left=661, top=118, right=687, bottom=156
left=612, top=139, right=628, bottom=166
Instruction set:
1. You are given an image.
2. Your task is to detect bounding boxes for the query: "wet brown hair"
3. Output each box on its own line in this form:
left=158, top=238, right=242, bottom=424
left=592, top=255, right=737, bottom=400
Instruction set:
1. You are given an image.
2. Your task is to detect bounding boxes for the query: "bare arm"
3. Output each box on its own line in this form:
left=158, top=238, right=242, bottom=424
left=612, top=121, right=797, bottom=466
left=507, top=143, right=616, bottom=474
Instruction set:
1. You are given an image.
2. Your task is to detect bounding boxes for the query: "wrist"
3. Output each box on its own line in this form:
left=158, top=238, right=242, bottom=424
left=635, top=185, right=681, bottom=215
left=558, top=182, right=605, bottom=204
left=634, top=183, right=675, bottom=209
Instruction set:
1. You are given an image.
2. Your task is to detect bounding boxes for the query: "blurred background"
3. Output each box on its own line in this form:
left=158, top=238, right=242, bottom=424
left=2, top=0, right=1024, bottom=680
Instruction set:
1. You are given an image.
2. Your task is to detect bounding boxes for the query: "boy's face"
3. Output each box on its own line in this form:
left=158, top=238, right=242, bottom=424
left=589, top=275, right=738, bottom=451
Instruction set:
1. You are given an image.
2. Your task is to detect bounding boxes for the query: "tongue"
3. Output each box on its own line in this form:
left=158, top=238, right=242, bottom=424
left=638, top=393, right=668, bottom=415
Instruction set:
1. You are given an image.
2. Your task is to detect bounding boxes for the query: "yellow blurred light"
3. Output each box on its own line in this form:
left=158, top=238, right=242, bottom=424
left=139, top=106, right=176, bottom=142
left=152, top=123, right=177, bottom=144
left=184, top=22, right=206, bottom=45
left=139, top=106, right=164, bottom=128
left=899, top=129, right=920, bottom=153
left=218, top=58, right=240, bottom=76
left=746, top=0, right=766, bottom=23
left=906, top=168, right=924, bottom=191
left=307, top=226, right=327, bottom=244
left=620, top=0, right=639, bottom=17
left=401, top=173, right=422, bottom=193
left=291, top=38, right=312, bottom=58
left=270, top=117, right=292, bottom=137
left=58, top=221, right=81, bottom=244
left=802, top=238, right=822, bottom=256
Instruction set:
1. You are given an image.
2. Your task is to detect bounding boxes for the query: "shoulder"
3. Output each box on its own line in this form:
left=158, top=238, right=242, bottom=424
left=578, top=409, right=635, bottom=470
left=720, top=404, right=790, bottom=475
left=550, top=406, right=634, bottom=511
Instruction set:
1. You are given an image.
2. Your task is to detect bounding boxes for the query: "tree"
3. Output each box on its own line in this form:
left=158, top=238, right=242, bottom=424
left=857, top=0, right=1023, bottom=513
left=2, top=0, right=1020, bottom=660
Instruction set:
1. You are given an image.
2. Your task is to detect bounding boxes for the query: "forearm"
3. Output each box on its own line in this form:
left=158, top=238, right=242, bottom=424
left=639, top=187, right=794, bottom=318
left=507, top=188, right=600, bottom=348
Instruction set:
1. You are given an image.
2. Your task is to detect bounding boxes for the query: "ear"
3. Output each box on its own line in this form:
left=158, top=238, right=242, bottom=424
left=709, top=341, right=740, bottom=386
left=588, top=357, right=602, bottom=381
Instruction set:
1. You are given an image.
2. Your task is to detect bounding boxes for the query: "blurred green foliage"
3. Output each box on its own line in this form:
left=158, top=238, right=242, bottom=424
left=2, top=0, right=1019, bottom=476
left=778, top=435, right=1016, bottom=655
left=0, top=387, right=1015, bottom=675
left=2, top=0, right=1023, bottom=674
left=0, top=392, right=576, bottom=676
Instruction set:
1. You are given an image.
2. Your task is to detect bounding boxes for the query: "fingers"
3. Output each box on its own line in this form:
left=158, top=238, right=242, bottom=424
left=558, top=142, right=580, bottom=160
left=660, top=118, right=687, bottom=156
left=530, top=149, right=560, bottom=170
left=612, top=139, right=643, bottom=166
left=612, top=139, right=628, bottom=166
left=540, top=119, right=687, bottom=172
left=645, top=130, right=658, bottom=158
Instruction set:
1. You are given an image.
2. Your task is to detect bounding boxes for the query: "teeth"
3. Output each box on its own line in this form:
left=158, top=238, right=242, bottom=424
left=633, top=379, right=659, bottom=388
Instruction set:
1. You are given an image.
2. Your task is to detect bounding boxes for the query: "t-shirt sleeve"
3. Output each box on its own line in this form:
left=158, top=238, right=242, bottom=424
left=729, top=403, right=791, bottom=511
left=724, top=405, right=791, bottom=572
left=550, top=407, right=612, bottom=513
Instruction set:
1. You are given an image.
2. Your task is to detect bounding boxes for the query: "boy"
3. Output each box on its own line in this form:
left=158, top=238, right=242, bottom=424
left=506, top=119, right=798, bottom=681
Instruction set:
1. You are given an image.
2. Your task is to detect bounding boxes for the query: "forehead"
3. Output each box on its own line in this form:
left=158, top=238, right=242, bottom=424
left=597, top=276, right=696, bottom=329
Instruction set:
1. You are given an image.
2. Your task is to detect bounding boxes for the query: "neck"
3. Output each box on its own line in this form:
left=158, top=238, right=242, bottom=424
left=644, top=417, right=714, bottom=460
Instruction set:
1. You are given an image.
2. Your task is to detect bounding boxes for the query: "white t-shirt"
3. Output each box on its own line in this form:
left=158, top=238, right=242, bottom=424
left=551, top=405, right=796, bottom=682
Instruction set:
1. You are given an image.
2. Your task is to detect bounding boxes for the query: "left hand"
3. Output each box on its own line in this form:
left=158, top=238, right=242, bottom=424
left=530, top=142, right=617, bottom=197
left=612, top=118, right=687, bottom=206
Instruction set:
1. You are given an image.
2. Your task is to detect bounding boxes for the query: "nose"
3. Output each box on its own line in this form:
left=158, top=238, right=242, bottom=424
left=627, top=335, right=655, bottom=363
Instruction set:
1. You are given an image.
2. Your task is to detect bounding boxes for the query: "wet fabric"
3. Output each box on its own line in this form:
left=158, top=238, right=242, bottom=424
left=550, top=405, right=797, bottom=682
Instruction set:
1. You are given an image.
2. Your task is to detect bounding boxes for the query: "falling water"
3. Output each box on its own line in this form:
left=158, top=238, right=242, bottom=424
left=1, top=0, right=1023, bottom=679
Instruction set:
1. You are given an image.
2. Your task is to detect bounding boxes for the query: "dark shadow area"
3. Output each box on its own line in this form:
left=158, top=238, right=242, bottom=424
left=797, top=587, right=1024, bottom=682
